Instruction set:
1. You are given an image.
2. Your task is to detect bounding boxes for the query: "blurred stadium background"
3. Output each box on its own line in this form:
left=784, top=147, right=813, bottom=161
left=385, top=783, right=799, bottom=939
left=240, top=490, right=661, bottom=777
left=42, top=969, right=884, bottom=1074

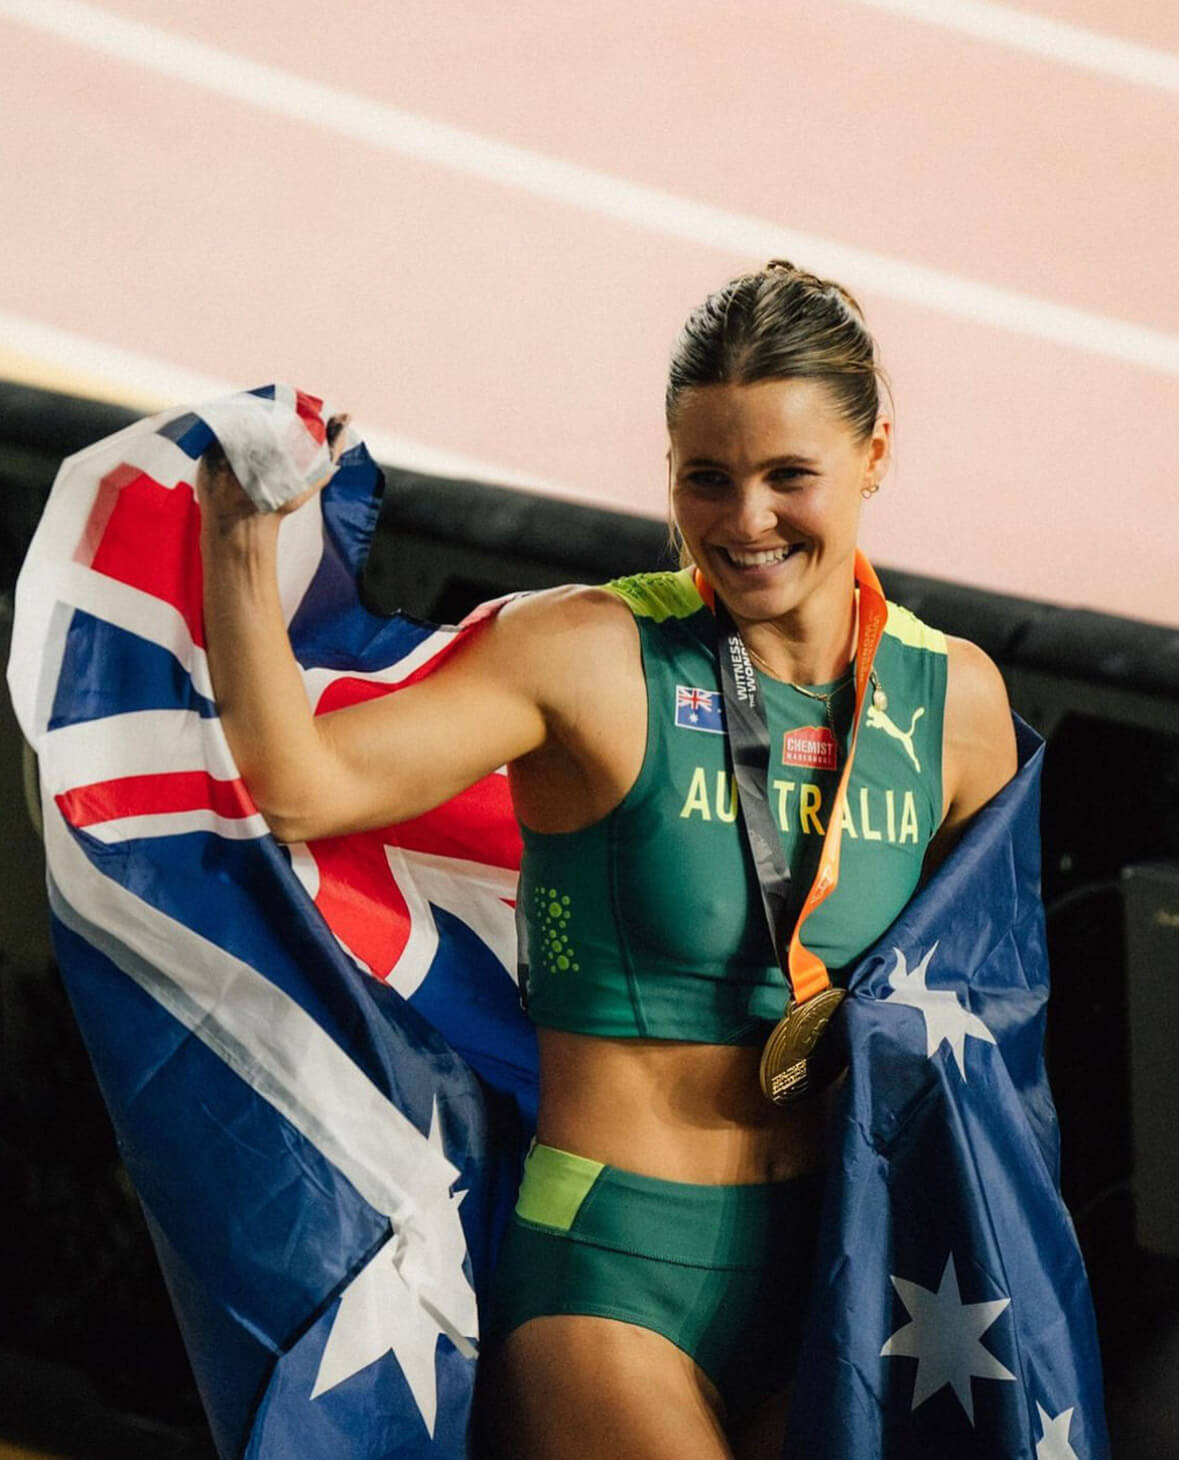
left=1, top=2, right=1177, bottom=1455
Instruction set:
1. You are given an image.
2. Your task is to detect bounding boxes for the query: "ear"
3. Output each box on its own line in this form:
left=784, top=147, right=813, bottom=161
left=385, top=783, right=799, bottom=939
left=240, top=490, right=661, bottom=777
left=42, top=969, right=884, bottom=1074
left=866, top=415, right=892, bottom=481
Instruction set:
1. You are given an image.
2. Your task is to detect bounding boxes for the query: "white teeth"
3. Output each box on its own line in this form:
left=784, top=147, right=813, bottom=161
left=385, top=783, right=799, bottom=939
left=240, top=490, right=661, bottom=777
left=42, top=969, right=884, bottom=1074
left=724, top=546, right=798, bottom=568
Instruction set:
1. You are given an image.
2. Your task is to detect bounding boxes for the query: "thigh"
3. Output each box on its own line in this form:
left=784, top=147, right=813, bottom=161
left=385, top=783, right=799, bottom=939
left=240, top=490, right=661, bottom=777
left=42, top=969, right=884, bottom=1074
left=477, top=1313, right=733, bottom=1460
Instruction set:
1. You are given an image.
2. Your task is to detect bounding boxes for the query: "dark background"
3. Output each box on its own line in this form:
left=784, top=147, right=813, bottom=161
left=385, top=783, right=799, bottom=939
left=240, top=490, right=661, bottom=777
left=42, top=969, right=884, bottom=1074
left=1, top=384, right=1177, bottom=1458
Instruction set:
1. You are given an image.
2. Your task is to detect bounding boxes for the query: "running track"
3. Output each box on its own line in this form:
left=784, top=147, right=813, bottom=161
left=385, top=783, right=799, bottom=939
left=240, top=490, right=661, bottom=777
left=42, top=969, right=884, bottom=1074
left=0, top=0, right=1175, bottom=625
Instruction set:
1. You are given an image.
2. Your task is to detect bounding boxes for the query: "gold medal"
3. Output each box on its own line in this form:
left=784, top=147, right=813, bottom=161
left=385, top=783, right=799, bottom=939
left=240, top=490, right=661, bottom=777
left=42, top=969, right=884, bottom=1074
left=759, top=987, right=848, bottom=1103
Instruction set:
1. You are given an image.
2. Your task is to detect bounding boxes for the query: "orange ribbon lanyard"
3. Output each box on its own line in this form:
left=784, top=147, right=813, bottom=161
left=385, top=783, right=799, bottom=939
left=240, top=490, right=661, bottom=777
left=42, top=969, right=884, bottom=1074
left=695, top=548, right=888, bottom=1007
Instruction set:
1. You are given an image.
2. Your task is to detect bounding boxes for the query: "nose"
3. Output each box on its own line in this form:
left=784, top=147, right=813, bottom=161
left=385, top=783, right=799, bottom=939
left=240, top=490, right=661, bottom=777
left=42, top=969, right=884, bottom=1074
left=728, top=481, right=779, bottom=541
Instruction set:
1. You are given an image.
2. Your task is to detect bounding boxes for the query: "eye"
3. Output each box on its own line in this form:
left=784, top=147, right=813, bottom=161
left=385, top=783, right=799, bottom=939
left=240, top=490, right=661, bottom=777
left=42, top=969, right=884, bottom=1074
left=681, top=469, right=730, bottom=489
left=768, top=467, right=813, bottom=485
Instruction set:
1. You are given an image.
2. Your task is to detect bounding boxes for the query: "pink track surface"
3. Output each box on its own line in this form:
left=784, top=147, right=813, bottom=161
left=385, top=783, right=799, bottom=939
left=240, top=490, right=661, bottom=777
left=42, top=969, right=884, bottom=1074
left=1, top=0, right=1176, bottom=625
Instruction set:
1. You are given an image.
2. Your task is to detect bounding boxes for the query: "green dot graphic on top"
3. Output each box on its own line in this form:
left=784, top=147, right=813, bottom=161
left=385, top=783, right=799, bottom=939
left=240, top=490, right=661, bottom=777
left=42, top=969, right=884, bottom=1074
left=533, top=886, right=579, bottom=974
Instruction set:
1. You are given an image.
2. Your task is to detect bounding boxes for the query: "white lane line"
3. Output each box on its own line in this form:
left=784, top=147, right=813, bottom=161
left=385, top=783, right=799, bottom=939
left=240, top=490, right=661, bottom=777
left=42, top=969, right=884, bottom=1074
left=0, top=310, right=563, bottom=491
left=3, top=0, right=1179, bottom=376
left=852, top=0, right=1179, bottom=93
left=0, top=311, right=238, bottom=406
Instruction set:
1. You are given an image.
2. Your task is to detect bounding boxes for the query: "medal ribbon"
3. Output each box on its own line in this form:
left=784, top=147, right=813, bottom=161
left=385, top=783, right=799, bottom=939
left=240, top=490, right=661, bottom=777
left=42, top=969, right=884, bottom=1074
left=699, top=549, right=888, bottom=1008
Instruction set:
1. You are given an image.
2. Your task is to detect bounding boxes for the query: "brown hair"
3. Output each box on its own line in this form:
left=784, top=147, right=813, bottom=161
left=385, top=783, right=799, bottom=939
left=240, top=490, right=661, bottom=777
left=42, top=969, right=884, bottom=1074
left=665, top=260, right=887, bottom=441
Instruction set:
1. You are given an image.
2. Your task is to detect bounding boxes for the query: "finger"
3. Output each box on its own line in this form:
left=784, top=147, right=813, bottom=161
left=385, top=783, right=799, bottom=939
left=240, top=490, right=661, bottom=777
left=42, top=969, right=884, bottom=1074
left=195, top=442, right=261, bottom=527
left=196, top=442, right=230, bottom=497
left=197, top=441, right=242, bottom=496
left=326, top=412, right=352, bottom=462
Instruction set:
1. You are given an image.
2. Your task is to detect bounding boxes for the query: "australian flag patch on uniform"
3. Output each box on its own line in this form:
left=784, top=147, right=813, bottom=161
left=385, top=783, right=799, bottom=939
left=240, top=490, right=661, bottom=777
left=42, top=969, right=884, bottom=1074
left=675, top=684, right=725, bottom=733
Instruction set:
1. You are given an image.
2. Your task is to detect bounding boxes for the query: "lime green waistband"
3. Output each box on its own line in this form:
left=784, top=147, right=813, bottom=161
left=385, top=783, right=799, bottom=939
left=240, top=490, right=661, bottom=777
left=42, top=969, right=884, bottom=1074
left=514, top=1143, right=606, bottom=1229
left=513, top=1142, right=824, bottom=1270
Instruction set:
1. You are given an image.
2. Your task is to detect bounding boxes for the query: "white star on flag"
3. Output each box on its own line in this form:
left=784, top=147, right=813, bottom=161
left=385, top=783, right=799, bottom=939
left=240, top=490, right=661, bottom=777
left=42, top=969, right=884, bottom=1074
left=881, top=1253, right=1015, bottom=1423
left=884, top=942, right=996, bottom=1078
left=312, top=1100, right=479, bottom=1437
left=1036, top=1403, right=1081, bottom=1460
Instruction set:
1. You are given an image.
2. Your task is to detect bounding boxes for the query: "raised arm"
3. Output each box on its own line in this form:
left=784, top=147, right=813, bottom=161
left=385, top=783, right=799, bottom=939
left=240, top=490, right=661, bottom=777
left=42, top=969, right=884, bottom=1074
left=925, top=636, right=1018, bottom=872
left=198, top=446, right=557, bottom=843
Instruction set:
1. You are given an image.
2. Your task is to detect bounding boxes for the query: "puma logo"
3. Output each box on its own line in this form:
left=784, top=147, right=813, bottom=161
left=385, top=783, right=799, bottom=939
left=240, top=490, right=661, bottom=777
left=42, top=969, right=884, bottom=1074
left=867, top=704, right=925, bottom=773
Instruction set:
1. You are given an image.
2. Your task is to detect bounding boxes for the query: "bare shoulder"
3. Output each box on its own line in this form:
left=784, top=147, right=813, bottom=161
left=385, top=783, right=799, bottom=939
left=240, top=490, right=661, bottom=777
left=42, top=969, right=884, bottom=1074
left=483, top=583, right=641, bottom=702
left=944, top=636, right=1012, bottom=734
left=931, top=637, right=1017, bottom=854
left=381, top=582, right=640, bottom=724
left=496, top=582, right=640, bottom=638
left=490, top=584, right=647, bottom=828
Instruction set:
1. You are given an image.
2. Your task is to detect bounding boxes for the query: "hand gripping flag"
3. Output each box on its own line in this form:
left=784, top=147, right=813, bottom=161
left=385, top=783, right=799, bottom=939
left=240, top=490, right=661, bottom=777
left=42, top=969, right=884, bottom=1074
left=8, top=387, right=538, bottom=1459
left=8, top=386, right=1109, bottom=1458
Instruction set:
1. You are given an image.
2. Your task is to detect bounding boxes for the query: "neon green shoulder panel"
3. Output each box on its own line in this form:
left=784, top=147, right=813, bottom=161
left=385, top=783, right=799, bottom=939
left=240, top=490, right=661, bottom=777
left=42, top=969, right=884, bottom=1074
left=884, top=600, right=948, bottom=655
left=603, top=569, right=702, bottom=623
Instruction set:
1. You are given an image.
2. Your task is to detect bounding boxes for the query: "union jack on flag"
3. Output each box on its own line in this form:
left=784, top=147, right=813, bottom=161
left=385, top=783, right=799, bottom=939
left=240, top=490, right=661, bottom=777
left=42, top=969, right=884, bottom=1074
left=9, top=386, right=1109, bottom=1458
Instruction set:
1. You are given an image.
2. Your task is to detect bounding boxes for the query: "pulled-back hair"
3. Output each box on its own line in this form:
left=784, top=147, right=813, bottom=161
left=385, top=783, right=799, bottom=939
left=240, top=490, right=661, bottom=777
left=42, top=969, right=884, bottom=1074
left=666, top=260, right=885, bottom=441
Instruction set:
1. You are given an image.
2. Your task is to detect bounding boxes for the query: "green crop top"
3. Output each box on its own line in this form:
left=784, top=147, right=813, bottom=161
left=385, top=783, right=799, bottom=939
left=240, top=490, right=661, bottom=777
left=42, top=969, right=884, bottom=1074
left=517, top=570, right=949, bottom=1044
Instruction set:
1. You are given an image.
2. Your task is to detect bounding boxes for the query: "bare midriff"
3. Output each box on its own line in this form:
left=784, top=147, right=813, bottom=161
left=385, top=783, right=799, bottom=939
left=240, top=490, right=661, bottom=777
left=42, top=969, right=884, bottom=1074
left=534, top=1028, right=837, bottom=1186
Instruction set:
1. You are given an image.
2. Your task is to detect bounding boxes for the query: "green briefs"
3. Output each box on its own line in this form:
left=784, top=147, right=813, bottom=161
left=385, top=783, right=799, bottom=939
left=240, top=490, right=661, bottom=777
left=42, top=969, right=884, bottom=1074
left=486, top=1142, right=824, bottom=1422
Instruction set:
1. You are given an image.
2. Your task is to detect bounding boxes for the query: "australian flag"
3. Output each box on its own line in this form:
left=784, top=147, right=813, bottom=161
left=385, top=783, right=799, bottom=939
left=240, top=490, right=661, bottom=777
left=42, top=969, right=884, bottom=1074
left=675, top=682, right=725, bottom=733
left=8, top=387, right=537, bottom=1458
left=8, top=386, right=1108, bottom=1458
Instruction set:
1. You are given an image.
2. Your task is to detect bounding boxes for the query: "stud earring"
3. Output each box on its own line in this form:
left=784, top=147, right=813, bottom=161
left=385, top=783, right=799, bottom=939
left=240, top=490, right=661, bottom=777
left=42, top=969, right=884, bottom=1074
left=860, top=481, right=879, bottom=500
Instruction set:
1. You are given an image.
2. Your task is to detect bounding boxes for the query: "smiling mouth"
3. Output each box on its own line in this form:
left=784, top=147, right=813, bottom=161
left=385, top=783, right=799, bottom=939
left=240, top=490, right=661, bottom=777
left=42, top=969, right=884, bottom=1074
left=719, top=544, right=806, bottom=569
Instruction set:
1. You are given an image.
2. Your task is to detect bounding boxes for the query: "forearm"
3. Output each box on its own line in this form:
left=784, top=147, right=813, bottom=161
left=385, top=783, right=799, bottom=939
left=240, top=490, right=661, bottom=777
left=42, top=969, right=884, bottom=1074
left=200, top=507, right=328, bottom=836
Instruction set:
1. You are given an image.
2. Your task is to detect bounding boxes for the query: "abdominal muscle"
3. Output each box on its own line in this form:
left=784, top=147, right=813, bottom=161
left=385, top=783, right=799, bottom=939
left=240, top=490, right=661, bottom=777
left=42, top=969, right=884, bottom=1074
left=534, top=1027, right=836, bottom=1186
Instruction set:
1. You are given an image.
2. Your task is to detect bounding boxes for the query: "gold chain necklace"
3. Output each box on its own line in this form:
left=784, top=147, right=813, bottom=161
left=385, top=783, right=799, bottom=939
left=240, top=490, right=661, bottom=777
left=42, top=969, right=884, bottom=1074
left=745, top=649, right=888, bottom=734
left=791, top=679, right=847, bottom=735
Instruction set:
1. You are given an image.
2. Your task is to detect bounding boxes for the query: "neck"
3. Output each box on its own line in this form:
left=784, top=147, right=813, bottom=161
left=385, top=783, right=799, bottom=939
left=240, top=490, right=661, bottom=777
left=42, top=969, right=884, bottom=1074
left=732, top=568, right=858, bottom=686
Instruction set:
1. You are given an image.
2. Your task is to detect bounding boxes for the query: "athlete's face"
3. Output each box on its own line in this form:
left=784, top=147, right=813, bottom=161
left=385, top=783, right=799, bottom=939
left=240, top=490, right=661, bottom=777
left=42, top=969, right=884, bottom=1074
left=669, top=379, right=889, bottom=625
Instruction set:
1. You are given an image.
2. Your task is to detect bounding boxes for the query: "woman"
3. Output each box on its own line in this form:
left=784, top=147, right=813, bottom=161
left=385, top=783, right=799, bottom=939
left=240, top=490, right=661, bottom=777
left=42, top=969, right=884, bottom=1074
left=198, top=262, right=1016, bottom=1459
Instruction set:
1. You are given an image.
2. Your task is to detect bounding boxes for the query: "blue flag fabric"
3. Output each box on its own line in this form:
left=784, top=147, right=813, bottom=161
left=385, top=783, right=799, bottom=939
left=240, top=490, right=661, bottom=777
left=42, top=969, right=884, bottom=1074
left=9, top=387, right=1108, bottom=1458
left=786, top=719, right=1110, bottom=1458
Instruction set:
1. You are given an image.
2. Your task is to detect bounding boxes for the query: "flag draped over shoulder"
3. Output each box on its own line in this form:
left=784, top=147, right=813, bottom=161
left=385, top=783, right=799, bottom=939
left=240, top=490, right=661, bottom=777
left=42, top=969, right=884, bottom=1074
left=786, top=720, right=1110, bottom=1460
left=8, top=387, right=1108, bottom=1459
